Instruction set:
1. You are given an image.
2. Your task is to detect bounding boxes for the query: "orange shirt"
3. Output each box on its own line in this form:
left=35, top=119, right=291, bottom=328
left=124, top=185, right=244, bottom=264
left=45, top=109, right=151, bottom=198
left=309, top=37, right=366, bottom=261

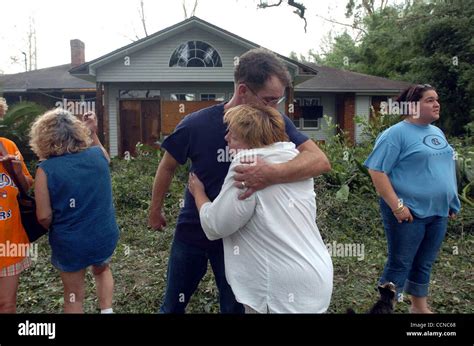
left=0, top=137, right=33, bottom=269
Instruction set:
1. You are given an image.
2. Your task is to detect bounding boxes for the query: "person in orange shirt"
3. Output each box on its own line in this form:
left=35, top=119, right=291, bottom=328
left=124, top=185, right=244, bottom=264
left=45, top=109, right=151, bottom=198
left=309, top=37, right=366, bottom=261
left=0, top=137, right=34, bottom=313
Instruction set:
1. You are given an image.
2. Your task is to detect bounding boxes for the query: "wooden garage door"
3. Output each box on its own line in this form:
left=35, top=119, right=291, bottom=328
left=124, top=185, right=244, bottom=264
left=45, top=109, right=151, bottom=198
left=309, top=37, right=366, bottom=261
left=161, top=100, right=220, bottom=135
left=119, top=100, right=161, bottom=156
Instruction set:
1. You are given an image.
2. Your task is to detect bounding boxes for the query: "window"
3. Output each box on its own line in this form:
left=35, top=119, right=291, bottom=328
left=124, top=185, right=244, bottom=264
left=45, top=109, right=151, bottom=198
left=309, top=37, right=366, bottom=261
left=170, top=93, right=196, bottom=101
left=119, top=90, right=160, bottom=99
left=293, top=98, right=323, bottom=128
left=200, top=93, right=225, bottom=101
left=169, top=41, right=222, bottom=67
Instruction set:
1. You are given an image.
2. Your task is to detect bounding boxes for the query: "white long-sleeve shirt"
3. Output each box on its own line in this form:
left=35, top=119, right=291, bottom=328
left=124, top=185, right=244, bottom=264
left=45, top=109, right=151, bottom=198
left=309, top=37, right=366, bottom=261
left=199, top=142, right=333, bottom=313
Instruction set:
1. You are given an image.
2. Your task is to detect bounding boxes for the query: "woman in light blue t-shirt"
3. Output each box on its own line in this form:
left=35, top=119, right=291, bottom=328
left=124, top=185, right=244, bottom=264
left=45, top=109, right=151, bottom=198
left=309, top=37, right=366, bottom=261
left=364, top=84, right=460, bottom=313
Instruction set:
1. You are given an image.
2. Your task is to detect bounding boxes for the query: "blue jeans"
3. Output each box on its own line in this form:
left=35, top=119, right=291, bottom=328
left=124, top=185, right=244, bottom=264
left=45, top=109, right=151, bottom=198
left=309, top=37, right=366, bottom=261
left=159, top=236, right=244, bottom=314
left=379, top=199, right=448, bottom=298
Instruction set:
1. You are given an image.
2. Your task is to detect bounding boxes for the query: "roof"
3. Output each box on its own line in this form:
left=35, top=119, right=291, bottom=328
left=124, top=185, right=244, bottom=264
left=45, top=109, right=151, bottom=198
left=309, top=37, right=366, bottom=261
left=0, top=64, right=95, bottom=92
left=296, top=63, right=411, bottom=93
left=0, top=17, right=410, bottom=95
left=70, top=16, right=317, bottom=80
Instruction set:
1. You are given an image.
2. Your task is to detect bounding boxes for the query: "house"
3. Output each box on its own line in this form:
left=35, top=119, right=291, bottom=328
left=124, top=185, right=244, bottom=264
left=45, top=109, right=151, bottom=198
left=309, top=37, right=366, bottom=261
left=70, top=16, right=411, bottom=156
left=0, top=40, right=96, bottom=116
left=2, top=16, right=411, bottom=157
left=294, top=63, right=411, bottom=143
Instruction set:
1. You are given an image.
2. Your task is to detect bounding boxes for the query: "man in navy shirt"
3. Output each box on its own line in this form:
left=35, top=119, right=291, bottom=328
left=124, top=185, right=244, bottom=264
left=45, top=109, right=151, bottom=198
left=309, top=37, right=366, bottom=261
left=148, top=48, right=331, bottom=313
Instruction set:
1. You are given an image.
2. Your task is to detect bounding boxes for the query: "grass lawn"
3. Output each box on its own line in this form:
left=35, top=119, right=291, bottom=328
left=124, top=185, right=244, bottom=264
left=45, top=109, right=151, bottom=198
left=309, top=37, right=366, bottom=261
left=16, top=155, right=473, bottom=314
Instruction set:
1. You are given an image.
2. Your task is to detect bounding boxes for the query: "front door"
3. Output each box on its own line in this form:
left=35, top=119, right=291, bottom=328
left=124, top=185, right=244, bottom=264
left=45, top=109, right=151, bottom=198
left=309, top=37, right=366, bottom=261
left=119, top=100, right=161, bottom=156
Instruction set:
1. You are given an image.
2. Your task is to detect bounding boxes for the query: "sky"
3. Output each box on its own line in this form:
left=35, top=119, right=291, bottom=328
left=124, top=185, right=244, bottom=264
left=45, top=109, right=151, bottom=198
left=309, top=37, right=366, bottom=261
left=0, top=0, right=356, bottom=74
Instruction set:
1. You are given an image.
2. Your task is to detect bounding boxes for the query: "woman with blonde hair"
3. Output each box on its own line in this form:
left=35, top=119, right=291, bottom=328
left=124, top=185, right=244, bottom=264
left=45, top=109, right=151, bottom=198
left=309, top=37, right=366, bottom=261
left=188, top=104, right=333, bottom=313
left=31, top=109, right=119, bottom=313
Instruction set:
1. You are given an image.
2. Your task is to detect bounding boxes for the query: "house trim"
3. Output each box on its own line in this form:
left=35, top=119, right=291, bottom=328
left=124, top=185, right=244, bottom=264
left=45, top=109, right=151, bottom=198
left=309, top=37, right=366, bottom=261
left=70, top=16, right=317, bottom=81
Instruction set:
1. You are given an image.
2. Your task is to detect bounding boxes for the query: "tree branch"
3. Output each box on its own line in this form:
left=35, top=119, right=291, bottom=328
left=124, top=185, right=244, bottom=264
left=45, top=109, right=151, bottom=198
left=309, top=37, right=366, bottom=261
left=288, top=0, right=307, bottom=32
left=258, top=0, right=283, bottom=8
left=314, top=13, right=368, bottom=35
left=191, top=0, right=198, bottom=16
left=183, top=0, right=188, bottom=18
left=258, top=0, right=307, bottom=32
left=139, top=0, right=148, bottom=37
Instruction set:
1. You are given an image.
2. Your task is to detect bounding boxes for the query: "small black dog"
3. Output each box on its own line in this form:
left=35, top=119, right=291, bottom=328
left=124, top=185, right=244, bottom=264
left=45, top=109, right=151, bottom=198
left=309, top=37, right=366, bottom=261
left=347, top=282, right=397, bottom=314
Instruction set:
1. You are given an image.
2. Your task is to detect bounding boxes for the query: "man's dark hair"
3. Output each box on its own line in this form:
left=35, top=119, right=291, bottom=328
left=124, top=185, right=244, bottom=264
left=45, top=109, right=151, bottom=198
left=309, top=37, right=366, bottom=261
left=234, top=48, right=291, bottom=91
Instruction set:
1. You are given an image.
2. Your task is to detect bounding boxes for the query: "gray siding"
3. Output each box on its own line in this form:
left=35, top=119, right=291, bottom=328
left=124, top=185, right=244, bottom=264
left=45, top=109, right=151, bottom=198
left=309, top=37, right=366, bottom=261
left=107, top=84, right=120, bottom=157
left=96, top=28, right=247, bottom=82
left=294, top=92, right=336, bottom=142
left=355, top=95, right=371, bottom=144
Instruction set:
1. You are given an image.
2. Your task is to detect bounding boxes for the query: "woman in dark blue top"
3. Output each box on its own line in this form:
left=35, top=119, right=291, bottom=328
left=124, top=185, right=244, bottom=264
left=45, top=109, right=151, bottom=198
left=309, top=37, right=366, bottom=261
left=30, top=109, right=119, bottom=314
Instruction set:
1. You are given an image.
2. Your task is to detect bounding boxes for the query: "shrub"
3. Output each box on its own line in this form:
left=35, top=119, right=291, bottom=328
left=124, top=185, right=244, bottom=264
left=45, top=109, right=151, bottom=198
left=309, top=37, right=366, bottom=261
left=0, top=101, right=46, bottom=161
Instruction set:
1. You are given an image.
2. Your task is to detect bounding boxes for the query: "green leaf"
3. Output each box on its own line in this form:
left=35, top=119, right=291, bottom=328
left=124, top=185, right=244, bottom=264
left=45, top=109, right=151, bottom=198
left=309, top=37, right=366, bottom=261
left=354, top=158, right=370, bottom=178
left=336, top=184, right=350, bottom=201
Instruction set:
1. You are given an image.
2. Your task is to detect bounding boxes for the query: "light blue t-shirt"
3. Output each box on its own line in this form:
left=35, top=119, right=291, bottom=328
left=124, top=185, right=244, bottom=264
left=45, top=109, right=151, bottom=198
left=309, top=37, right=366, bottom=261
left=364, top=120, right=460, bottom=218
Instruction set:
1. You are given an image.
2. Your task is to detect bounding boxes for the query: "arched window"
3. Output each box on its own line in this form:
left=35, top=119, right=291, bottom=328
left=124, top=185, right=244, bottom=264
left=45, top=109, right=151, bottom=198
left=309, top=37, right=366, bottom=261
left=169, top=41, right=222, bottom=67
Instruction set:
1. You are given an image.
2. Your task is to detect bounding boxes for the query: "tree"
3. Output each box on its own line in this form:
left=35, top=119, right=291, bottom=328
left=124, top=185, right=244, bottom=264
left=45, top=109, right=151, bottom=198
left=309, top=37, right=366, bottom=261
left=404, top=0, right=474, bottom=135
left=265, top=0, right=474, bottom=136
left=9, top=17, right=38, bottom=72
left=345, top=0, right=390, bottom=24
left=352, top=0, right=474, bottom=134
left=257, top=0, right=390, bottom=34
left=320, top=32, right=360, bottom=70
left=0, top=101, right=46, bottom=160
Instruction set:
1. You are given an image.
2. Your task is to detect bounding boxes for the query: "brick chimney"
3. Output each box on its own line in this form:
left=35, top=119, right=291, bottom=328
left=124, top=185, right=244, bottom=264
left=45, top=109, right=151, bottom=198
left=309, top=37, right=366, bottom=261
left=70, top=39, right=85, bottom=67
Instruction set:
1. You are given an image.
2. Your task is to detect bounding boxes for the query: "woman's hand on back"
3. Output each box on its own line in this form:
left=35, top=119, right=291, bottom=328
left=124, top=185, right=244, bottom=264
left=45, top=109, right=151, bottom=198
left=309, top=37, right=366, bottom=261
left=188, top=172, right=205, bottom=197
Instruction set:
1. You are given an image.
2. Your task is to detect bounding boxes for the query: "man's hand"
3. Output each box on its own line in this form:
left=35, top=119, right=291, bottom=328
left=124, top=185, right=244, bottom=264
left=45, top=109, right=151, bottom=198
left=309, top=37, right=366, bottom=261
left=449, top=211, right=457, bottom=220
left=233, top=157, right=274, bottom=200
left=83, top=111, right=98, bottom=134
left=148, top=209, right=167, bottom=231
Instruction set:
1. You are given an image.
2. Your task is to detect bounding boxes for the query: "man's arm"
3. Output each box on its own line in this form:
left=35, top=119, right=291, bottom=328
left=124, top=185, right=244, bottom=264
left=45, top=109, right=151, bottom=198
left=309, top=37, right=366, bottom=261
left=233, top=139, right=331, bottom=199
left=274, top=139, right=331, bottom=182
left=148, top=151, right=179, bottom=230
